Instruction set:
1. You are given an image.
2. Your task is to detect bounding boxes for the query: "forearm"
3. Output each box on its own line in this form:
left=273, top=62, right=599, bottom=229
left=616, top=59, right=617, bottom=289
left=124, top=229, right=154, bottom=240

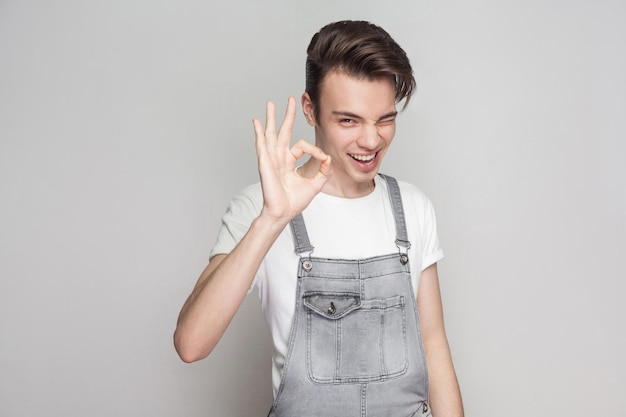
left=417, top=264, right=464, bottom=417
left=174, top=213, right=287, bottom=362
left=424, top=334, right=464, bottom=417
left=175, top=97, right=331, bottom=363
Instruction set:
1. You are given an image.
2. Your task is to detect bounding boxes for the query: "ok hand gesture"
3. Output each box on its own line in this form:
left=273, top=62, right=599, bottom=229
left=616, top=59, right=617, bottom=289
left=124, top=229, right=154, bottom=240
left=253, top=97, right=332, bottom=223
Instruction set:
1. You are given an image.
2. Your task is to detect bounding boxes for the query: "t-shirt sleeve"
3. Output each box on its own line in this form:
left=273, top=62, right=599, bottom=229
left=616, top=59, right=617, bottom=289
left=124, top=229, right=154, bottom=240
left=420, top=196, right=444, bottom=271
left=209, top=184, right=262, bottom=259
left=399, top=181, right=444, bottom=271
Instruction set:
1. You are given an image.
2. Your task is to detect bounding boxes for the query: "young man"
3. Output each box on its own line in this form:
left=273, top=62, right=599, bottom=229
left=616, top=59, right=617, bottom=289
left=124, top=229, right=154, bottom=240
left=175, top=21, right=464, bottom=416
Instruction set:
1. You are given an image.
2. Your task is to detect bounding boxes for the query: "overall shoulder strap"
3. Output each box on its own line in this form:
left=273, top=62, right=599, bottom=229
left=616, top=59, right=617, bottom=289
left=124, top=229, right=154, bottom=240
left=378, top=173, right=411, bottom=251
left=290, top=213, right=314, bottom=256
left=290, top=174, right=411, bottom=256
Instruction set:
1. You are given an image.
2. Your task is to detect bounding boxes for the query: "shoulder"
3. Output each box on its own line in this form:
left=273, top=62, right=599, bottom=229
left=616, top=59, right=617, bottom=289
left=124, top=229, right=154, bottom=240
left=217, top=182, right=263, bottom=230
left=378, top=175, right=434, bottom=211
left=397, top=179, right=429, bottom=200
left=226, top=182, right=263, bottom=215
left=400, top=181, right=433, bottom=207
left=210, top=182, right=263, bottom=258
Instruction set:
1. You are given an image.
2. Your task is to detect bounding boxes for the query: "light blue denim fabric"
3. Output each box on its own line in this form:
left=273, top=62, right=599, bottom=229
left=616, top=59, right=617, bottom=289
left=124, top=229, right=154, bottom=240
left=268, top=175, right=429, bottom=417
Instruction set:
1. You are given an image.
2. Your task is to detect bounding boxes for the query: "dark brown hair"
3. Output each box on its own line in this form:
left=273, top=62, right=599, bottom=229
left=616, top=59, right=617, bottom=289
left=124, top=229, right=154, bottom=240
left=305, top=20, right=415, bottom=118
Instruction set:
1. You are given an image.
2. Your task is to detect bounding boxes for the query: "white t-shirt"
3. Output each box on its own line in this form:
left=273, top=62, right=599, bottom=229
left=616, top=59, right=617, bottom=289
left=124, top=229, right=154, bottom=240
left=210, top=175, right=444, bottom=397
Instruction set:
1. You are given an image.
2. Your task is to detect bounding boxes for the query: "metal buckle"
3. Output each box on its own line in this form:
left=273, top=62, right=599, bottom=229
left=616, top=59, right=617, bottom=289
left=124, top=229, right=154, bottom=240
left=396, top=240, right=410, bottom=265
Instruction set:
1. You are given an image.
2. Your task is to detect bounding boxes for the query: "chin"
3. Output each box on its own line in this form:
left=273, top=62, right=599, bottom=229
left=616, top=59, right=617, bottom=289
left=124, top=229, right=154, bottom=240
left=352, top=170, right=379, bottom=184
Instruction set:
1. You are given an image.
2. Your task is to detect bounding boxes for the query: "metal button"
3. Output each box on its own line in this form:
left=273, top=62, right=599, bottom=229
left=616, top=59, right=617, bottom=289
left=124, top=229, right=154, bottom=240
left=302, top=260, right=313, bottom=271
left=327, top=302, right=336, bottom=315
left=400, top=254, right=409, bottom=265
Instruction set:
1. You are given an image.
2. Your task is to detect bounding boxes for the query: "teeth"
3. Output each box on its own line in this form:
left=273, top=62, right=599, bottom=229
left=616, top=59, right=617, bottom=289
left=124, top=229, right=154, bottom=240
left=350, top=153, right=376, bottom=162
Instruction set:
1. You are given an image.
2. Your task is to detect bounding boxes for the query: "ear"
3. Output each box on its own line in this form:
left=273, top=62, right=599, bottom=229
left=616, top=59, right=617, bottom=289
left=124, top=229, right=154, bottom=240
left=301, top=92, right=316, bottom=126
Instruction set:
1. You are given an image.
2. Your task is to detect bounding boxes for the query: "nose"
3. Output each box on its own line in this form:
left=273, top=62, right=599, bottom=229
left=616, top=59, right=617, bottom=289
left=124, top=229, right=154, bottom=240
left=356, top=123, right=380, bottom=150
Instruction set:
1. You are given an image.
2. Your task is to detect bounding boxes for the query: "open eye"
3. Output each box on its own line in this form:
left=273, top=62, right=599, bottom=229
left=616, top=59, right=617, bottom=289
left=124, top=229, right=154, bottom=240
left=339, top=118, right=357, bottom=126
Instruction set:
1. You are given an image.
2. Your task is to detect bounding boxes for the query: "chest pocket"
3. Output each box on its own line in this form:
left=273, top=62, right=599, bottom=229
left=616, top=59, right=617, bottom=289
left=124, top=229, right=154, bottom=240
left=303, top=292, right=408, bottom=384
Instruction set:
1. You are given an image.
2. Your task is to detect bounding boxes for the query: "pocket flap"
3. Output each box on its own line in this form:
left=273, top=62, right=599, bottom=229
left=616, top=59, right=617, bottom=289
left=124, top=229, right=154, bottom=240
left=303, top=292, right=361, bottom=319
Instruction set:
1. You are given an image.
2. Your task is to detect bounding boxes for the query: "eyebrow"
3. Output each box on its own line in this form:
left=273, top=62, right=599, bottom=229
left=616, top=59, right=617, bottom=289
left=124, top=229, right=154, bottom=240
left=331, top=110, right=398, bottom=122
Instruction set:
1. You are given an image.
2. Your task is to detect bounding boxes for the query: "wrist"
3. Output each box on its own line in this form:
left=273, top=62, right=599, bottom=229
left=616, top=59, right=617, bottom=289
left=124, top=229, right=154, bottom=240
left=253, top=210, right=292, bottom=237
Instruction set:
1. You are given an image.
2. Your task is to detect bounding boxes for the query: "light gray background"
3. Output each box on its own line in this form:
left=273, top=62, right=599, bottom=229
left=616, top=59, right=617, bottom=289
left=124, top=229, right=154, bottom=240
left=1, top=1, right=624, bottom=416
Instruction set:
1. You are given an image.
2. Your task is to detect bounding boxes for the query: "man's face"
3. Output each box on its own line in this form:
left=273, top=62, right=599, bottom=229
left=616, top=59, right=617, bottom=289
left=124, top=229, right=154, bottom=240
left=303, top=71, right=397, bottom=198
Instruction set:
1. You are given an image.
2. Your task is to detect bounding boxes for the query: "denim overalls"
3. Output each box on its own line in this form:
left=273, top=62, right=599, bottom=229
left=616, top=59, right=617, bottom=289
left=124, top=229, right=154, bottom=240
left=268, top=174, right=431, bottom=417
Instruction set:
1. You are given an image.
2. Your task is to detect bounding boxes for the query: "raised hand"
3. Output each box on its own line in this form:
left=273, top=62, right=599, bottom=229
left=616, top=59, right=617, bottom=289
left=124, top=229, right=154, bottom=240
left=253, top=97, right=332, bottom=223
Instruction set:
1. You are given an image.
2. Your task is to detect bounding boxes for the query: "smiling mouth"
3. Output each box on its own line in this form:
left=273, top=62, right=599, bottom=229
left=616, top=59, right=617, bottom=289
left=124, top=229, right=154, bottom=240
left=349, top=153, right=377, bottom=164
